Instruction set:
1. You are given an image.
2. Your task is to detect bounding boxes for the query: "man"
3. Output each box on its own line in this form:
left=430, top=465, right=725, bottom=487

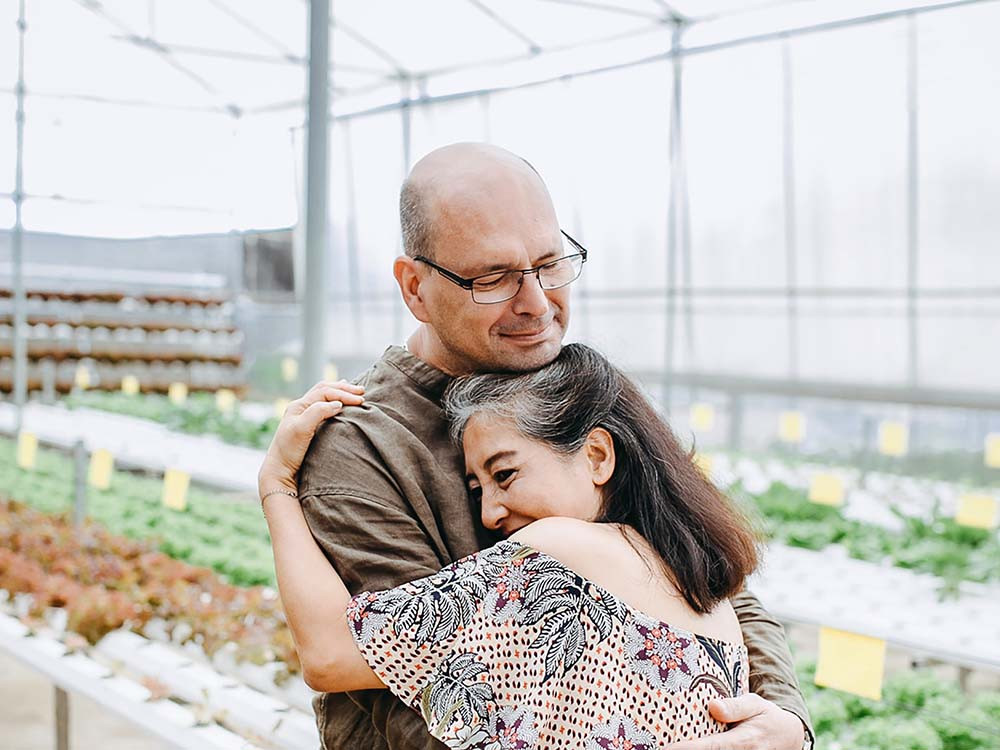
left=297, top=142, right=813, bottom=749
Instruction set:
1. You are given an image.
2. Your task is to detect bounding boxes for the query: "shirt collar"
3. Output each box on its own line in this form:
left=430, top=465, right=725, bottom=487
left=382, top=345, right=454, bottom=400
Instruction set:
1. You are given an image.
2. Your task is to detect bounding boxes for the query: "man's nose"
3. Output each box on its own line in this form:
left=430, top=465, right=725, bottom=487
left=509, top=270, right=550, bottom=317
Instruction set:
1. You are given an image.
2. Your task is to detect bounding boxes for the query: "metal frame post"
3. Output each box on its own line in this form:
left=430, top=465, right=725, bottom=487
left=781, top=36, right=800, bottom=384
left=663, top=21, right=684, bottom=411
left=394, top=77, right=413, bottom=345
left=301, top=0, right=332, bottom=392
left=12, top=0, right=28, bottom=432
left=55, top=685, right=70, bottom=750
left=906, top=13, right=920, bottom=388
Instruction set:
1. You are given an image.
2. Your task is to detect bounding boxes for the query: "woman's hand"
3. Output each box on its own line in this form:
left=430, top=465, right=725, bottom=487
left=257, top=379, right=366, bottom=496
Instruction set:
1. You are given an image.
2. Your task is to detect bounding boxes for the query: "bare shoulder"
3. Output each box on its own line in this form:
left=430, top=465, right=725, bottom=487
left=509, top=517, right=619, bottom=573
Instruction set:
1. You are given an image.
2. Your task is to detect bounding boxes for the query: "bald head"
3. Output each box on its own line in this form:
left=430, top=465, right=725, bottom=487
left=399, top=143, right=553, bottom=261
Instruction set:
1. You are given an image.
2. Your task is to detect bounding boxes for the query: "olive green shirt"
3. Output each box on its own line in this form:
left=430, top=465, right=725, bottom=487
left=298, top=346, right=813, bottom=749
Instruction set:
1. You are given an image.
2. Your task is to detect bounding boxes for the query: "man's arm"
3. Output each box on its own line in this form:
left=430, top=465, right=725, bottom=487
left=298, top=417, right=451, bottom=750
left=732, top=588, right=814, bottom=747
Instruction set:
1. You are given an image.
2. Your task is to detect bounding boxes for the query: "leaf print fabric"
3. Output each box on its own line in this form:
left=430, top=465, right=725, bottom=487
left=346, top=539, right=749, bottom=748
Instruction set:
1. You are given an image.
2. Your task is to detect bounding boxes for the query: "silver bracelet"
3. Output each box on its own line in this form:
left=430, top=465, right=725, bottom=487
left=260, top=488, right=299, bottom=504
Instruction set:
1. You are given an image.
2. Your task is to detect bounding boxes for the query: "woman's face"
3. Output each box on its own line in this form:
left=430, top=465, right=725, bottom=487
left=461, top=414, right=610, bottom=536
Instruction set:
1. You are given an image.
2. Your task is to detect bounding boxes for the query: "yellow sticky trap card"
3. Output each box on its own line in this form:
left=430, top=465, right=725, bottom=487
left=815, top=627, right=886, bottom=701
left=168, top=382, right=188, bottom=405
left=985, top=434, right=1000, bottom=469
left=779, top=411, right=806, bottom=444
left=121, top=375, right=140, bottom=396
left=74, top=364, right=91, bottom=390
left=956, top=494, right=998, bottom=530
left=273, top=398, right=291, bottom=419
left=162, top=469, right=190, bottom=511
left=693, top=452, right=714, bottom=477
left=690, top=403, right=715, bottom=433
left=281, top=357, right=298, bottom=383
left=324, top=363, right=339, bottom=382
left=878, top=421, right=908, bottom=457
left=17, top=432, right=38, bottom=470
left=809, top=473, right=845, bottom=507
left=88, top=449, right=114, bottom=490
left=215, top=388, right=236, bottom=414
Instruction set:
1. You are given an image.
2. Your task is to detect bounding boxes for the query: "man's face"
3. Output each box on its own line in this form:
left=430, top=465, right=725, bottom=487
left=419, top=174, right=571, bottom=374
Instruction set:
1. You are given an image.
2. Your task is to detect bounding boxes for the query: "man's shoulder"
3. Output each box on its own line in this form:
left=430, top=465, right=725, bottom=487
left=298, top=349, right=455, bottom=498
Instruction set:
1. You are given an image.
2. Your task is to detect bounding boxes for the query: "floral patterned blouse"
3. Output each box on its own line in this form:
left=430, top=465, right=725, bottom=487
left=347, top=539, right=748, bottom=749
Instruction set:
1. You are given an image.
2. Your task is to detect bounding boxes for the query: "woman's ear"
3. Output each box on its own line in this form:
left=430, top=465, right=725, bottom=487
left=584, top=427, right=615, bottom=487
left=394, top=255, right=431, bottom=323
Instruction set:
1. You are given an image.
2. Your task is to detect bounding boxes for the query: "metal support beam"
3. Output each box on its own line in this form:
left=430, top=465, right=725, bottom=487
left=55, top=686, right=70, bottom=750
left=301, top=0, right=331, bottom=392
left=906, top=14, right=920, bottom=387
left=342, top=120, right=362, bottom=334
left=781, top=37, right=800, bottom=383
left=12, top=0, right=28, bottom=433
left=663, top=22, right=682, bottom=409
left=394, top=78, right=413, bottom=345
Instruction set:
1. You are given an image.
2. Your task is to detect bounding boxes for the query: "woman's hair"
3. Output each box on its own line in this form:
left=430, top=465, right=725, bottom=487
left=443, top=343, right=759, bottom=615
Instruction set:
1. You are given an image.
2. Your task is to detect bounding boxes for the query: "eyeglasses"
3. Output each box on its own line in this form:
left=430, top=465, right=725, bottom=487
left=414, top=230, right=588, bottom=304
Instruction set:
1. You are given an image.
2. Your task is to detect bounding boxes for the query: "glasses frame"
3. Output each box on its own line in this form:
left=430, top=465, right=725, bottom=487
left=414, top=230, right=588, bottom=305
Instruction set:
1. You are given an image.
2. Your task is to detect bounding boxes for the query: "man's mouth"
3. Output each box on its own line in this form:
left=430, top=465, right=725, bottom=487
left=500, top=319, right=553, bottom=340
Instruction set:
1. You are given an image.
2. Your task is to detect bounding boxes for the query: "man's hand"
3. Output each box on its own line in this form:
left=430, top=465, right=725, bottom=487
left=664, top=694, right=806, bottom=750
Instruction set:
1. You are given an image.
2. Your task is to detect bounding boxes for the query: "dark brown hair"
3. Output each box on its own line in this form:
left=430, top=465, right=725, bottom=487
left=444, top=343, right=759, bottom=614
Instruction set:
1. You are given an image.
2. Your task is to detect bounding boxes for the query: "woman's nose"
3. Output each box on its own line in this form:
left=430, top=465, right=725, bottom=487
left=480, top=496, right=509, bottom=531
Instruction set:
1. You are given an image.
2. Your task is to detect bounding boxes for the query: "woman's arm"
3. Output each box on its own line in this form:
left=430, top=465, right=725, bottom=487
left=258, top=379, right=384, bottom=693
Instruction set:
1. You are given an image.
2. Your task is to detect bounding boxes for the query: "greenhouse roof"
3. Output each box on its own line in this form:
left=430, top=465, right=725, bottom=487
left=0, top=0, right=985, bottom=122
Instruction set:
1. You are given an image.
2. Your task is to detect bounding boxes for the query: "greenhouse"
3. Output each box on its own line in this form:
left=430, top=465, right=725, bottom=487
left=1, top=1, right=999, bottom=749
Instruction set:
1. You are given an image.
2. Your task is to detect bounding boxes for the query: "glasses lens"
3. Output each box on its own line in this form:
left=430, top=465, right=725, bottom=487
left=472, top=271, right=522, bottom=303
left=538, top=255, right=583, bottom=289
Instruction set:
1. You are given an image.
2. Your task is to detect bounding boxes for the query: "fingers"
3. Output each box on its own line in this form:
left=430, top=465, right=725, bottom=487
left=298, top=398, right=345, bottom=435
left=292, top=381, right=365, bottom=413
left=305, top=379, right=365, bottom=398
left=707, top=694, right=767, bottom=723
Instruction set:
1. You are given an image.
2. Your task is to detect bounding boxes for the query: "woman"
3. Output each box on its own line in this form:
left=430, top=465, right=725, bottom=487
left=259, top=344, right=759, bottom=748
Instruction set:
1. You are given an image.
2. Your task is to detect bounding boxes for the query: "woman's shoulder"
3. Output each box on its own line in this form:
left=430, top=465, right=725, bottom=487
left=508, top=518, right=624, bottom=577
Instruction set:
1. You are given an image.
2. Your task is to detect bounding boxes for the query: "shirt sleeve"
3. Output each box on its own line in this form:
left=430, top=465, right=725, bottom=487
left=345, top=548, right=506, bottom=740
left=298, top=415, right=455, bottom=749
left=731, top=588, right=815, bottom=748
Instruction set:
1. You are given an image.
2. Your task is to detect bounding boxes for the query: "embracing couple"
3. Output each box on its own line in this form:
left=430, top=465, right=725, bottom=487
left=258, top=143, right=814, bottom=750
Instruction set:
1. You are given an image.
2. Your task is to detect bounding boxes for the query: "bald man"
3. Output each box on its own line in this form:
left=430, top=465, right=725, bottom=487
left=297, top=143, right=813, bottom=749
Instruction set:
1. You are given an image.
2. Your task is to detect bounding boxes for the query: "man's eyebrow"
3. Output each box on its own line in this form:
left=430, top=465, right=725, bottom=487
left=472, top=250, right=562, bottom=277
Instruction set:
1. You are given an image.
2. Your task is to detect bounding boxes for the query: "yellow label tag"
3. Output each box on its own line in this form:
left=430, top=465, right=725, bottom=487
left=324, top=363, right=339, bottom=382
left=273, top=398, right=291, bottom=420
left=88, top=449, right=114, bottom=490
left=690, top=403, right=715, bottom=433
left=281, top=357, right=298, bottom=383
left=16, top=432, right=38, bottom=470
left=121, top=375, right=140, bottom=396
left=162, top=469, right=190, bottom=512
left=215, top=388, right=236, bottom=414
left=955, top=494, right=998, bottom=530
left=167, top=382, right=188, bottom=405
left=815, top=627, right=886, bottom=701
left=693, top=452, right=714, bottom=477
left=878, top=421, right=908, bottom=457
left=74, top=365, right=91, bottom=391
left=809, top=473, right=845, bottom=507
left=985, top=434, right=1000, bottom=469
left=779, top=411, right=806, bottom=444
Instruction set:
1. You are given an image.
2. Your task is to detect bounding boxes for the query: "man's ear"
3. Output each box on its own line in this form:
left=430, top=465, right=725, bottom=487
left=584, top=428, right=615, bottom=487
left=394, top=255, right=431, bottom=323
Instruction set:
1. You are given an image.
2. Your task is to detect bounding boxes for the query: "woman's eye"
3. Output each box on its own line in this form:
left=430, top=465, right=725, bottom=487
left=467, top=485, right=482, bottom=504
left=493, top=469, right=515, bottom=485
